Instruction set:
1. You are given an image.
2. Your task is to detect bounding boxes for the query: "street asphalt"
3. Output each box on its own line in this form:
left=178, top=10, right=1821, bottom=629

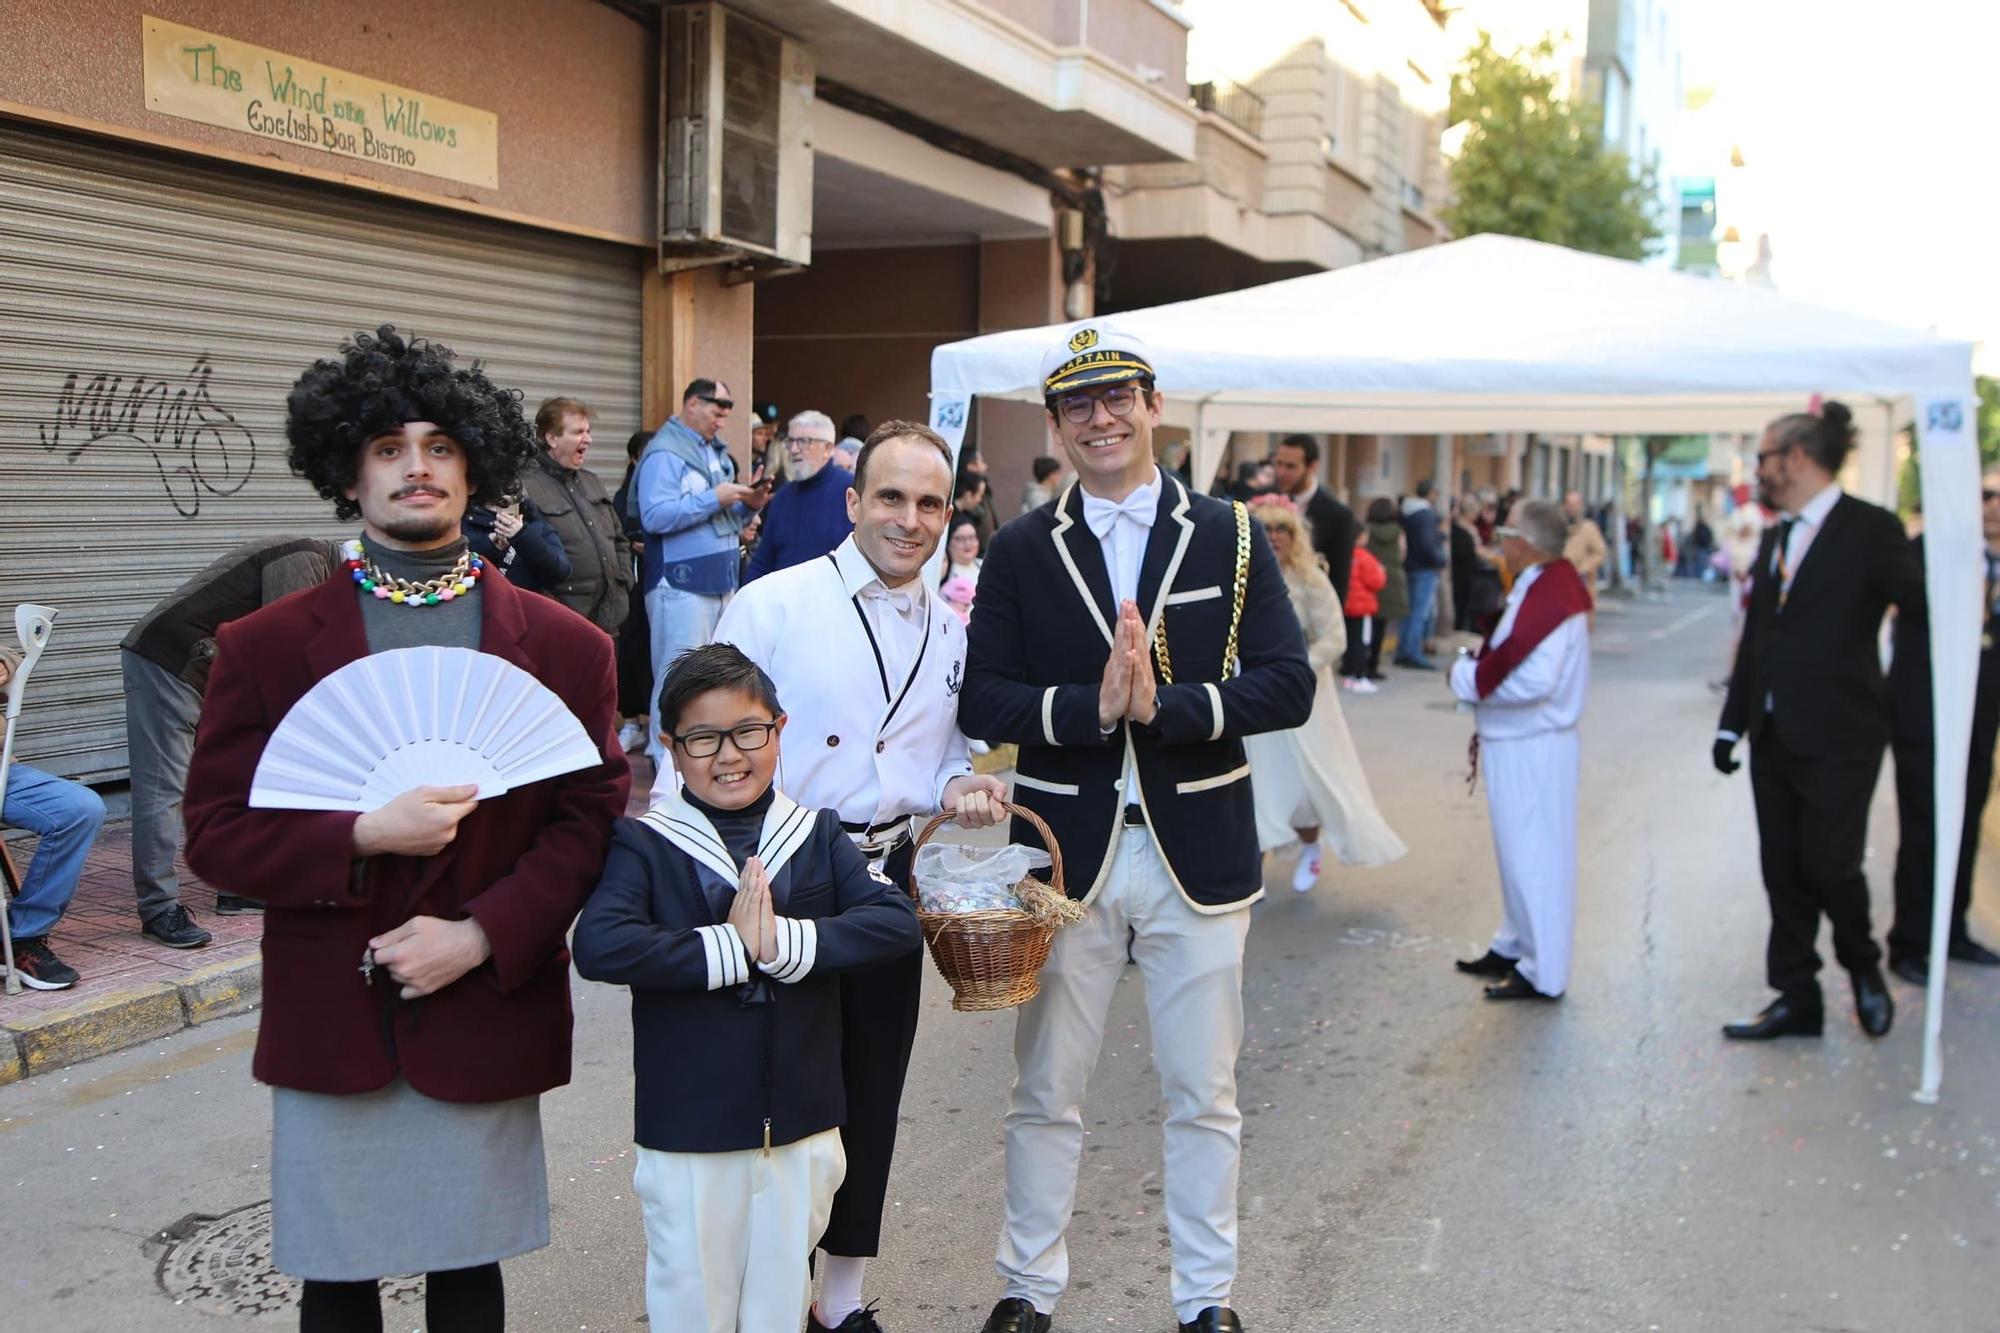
left=2, top=586, right=1995, bottom=1332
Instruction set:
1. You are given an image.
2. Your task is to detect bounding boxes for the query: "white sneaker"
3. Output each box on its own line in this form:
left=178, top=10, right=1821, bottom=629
left=617, top=721, right=647, bottom=753
left=1348, top=677, right=1379, bottom=695
left=1292, top=841, right=1323, bottom=892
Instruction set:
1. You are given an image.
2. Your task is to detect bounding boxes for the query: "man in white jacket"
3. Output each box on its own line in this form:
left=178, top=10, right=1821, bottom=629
left=1447, top=499, right=1592, bottom=1001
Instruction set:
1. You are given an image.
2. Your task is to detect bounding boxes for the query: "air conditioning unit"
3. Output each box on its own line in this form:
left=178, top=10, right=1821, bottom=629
left=661, top=4, right=814, bottom=273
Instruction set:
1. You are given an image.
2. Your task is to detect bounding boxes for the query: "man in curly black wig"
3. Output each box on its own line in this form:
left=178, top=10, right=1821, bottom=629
left=286, top=324, right=538, bottom=527
left=183, top=325, right=631, bottom=1333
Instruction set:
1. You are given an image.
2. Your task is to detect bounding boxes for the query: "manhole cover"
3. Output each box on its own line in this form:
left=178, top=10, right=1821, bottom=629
left=154, top=1201, right=424, bottom=1318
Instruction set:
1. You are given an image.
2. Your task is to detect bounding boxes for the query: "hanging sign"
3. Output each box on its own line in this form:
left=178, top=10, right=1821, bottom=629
left=141, top=15, right=500, bottom=189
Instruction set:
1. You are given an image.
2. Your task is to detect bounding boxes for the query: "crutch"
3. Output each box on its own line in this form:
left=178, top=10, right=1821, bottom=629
left=0, top=604, right=59, bottom=996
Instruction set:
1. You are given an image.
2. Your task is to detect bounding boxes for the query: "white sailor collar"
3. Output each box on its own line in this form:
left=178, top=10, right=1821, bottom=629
left=638, top=787, right=817, bottom=893
left=829, top=535, right=931, bottom=612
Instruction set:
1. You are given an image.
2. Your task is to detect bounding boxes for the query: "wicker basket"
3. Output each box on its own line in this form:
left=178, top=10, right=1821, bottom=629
left=909, top=802, right=1081, bottom=1012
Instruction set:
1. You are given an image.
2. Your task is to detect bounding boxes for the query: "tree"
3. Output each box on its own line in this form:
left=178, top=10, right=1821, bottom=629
left=1443, top=34, right=1664, bottom=260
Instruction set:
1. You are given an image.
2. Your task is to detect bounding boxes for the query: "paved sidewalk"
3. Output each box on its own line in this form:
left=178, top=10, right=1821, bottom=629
left=1, top=758, right=661, bottom=1086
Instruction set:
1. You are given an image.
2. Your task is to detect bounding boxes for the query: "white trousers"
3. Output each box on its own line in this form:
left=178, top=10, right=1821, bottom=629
left=1481, top=727, right=1580, bottom=996
left=633, top=1129, right=846, bottom=1333
left=998, top=828, right=1252, bottom=1325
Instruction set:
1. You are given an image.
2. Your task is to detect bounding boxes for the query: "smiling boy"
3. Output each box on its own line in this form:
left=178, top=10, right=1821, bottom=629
left=573, top=643, right=923, bottom=1332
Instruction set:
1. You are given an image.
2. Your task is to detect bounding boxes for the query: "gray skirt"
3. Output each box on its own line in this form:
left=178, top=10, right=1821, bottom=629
left=270, top=1078, right=549, bottom=1281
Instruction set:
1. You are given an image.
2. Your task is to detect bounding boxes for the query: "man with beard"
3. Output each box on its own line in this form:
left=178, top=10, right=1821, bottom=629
left=744, top=410, right=855, bottom=581
left=961, top=326, right=1313, bottom=1333
left=1715, top=400, right=1921, bottom=1041
left=183, top=326, right=630, bottom=1333
left=678, top=420, right=1007, bottom=1332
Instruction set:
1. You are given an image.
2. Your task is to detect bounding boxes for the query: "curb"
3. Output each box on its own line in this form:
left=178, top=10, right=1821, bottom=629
left=0, top=951, right=261, bottom=1087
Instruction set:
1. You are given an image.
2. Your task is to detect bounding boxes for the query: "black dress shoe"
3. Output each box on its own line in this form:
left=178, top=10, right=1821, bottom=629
left=1722, top=994, right=1823, bottom=1040
left=1949, top=938, right=2000, bottom=966
left=1455, top=949, right=1518, bottom=978
left=810, top=1302, right=886, bottom=1332
left=979, top=1298, right=1050, bottom=1333
left=1483, top=968, right=1560, bottom=1001
left=1179, top=1308, right=1244, bottom=1333
left=215, top=893, right=264, bottom=915
left=1888, top=953, right=1929, bottom=986
left=1852, top=967, right=1893, bottom=1037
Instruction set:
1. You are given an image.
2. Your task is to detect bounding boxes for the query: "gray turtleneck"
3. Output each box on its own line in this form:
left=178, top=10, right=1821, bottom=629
left=355, top=534, right=484, bottom=654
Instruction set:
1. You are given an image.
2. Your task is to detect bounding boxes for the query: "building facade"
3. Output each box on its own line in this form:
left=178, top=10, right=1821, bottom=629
left=0, top=0, right=1194, bottom=780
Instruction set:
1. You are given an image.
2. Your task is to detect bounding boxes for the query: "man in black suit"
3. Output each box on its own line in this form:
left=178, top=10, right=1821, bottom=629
left=1714, top=401, right=1922, bottom=1040
left=961, top=326, right=1313, bottom=1333
left=1886, top=483, right=2000, bottom=983
left=1272, top=433, right=1358, bottom=602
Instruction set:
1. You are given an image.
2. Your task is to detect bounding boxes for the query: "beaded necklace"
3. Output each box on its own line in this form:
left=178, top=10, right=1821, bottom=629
left=343, top=538, right=485, bottom=607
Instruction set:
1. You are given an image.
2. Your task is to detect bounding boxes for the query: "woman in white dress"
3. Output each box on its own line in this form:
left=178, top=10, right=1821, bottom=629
left=1243, top=500, right=1408, bottom=890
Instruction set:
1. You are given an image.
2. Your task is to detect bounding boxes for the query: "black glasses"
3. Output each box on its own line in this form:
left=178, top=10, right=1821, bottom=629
left=1053, top=383, right=1141, bottom=425
left=697, top=395, right=735, bottom=411
left=1755, top=446, right=1791, bottom=463
left=1985, top=490, right=2000, bottom=503
left=670, top=721, right=778, bottom=758
left=783, top=435, right=835, bottom=449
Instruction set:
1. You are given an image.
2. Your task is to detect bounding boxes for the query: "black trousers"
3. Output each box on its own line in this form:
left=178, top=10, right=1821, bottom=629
left=1889, top=666, right=2000, bottom=958
left=1341, top=615, right=1379, bottom=679
left=1749, top=732, right=1885, bottom=996
left=820, top=839, right=923, bottom=1258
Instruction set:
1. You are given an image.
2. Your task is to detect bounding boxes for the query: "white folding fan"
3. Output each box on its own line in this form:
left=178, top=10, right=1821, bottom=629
left=249, top=646, right=603, bottom=811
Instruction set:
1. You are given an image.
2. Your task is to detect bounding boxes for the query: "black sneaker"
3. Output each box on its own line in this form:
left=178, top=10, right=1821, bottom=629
left=142, top=904, right=213, bottom=949
left=11, top=937, right=80, bottom=990
left=215, top=894, right=264, bottom=916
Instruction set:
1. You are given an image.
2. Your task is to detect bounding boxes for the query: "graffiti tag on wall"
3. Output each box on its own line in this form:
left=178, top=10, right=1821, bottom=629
left=37, top=357, right=257, bottom=517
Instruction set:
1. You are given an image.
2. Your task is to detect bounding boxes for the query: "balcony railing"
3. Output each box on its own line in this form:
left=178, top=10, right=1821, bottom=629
left=1189, top=77, right=1265, bottom=139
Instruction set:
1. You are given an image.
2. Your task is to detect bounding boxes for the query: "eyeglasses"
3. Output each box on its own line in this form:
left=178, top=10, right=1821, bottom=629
left=1495, top=525, right=1523, bottom=538
left=1984, top=490, right=2000, bottom=504
left=784, top=435, right=835, bottom=449
left=696, top=395, right=735, bottom=411
left=1755, top=446, right=1791, bottom=463
left=1052, top=383, right=1142, bottom=425
left=670, top=721, right=778, bottom=758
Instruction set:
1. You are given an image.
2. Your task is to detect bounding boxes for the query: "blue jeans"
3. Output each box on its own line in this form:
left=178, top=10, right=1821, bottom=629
left=1398, top=568, right=1440, bottom=664
left=3, top=764, right=105, bottom=940
left=645, top=582, right=727, bottom=765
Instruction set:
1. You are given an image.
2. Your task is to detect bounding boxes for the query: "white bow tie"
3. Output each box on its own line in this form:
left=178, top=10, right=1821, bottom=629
left=864, top=583, right=916, bottom=617
left=1083, top=491, right=1157, bottom=540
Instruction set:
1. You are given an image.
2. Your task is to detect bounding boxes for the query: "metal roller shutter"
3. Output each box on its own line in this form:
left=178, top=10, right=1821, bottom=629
left=0, top=122, right=645, bottom=782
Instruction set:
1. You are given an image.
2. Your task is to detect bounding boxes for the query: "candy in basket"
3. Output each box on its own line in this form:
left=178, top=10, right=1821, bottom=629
left=907, top=802, right=1087, bottom=1012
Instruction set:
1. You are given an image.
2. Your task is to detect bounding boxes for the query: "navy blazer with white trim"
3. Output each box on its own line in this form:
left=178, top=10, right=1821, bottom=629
left=960, top=473, right=1314, bottom=911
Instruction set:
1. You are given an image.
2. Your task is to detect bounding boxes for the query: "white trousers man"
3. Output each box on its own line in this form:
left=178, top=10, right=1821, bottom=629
left=1481, top=727, right=1580, bottom=996
left=998, top=828, right=1252, bottom=1325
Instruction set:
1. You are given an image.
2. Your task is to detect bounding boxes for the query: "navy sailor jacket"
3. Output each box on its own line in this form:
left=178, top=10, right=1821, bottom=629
left=960, top=473, right=1314, bottom=912
left=572, top=790, right=921, bottom=1154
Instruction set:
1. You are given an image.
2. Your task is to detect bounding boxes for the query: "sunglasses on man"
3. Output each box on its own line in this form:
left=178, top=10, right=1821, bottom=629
left=696, top=394, right=735, bottom=411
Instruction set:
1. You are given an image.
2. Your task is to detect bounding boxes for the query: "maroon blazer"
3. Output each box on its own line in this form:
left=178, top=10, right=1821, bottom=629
left=184, top=569, right=631, bottom=1103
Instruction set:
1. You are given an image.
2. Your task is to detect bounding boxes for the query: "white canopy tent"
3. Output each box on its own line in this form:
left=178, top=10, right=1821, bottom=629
left=928, top=234, right=1980, bottom=1099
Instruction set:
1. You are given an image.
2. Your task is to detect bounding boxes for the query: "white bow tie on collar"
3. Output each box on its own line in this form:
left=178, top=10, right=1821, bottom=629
left=863, top=583, right=916, bottom=616
left=1083, top=490, right=1158, bottom=540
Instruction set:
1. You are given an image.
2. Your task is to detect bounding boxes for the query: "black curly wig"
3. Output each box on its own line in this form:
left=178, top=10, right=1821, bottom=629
left=285, top=324, right=538, bottom=521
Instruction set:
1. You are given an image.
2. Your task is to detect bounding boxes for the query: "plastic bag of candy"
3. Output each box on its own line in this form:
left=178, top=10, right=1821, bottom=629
left=912, top=842, right=1054, bottom=915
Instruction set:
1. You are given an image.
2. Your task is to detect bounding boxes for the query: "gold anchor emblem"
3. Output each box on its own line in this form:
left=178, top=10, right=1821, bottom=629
left=1068, top=327, right=1099, bottom=353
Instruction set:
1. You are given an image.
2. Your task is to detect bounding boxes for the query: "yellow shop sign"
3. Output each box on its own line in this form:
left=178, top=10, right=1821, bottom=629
left=141, top=16, right=499, bottom=190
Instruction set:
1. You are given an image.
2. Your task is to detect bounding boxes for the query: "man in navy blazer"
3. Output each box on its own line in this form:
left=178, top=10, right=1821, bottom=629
left=960, top=326, right=1313, bottom=1333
